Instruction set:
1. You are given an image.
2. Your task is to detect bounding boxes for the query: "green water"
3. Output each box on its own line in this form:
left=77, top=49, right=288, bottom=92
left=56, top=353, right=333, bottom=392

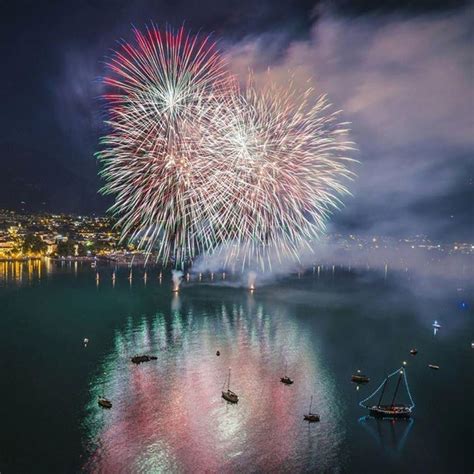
left=0, top=260, right=472, bottom=473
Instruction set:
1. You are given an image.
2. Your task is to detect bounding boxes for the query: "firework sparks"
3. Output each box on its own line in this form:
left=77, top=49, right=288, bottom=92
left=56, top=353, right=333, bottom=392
left=210, top=78, right=356, bottom=270
left=97, top=25, right=235, bottom=264
left=97, top=26, right=355, bottom=269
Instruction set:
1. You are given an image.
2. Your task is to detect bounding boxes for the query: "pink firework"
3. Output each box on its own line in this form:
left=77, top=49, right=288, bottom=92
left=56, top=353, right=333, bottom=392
left=98, top=25, right=235, bottom=264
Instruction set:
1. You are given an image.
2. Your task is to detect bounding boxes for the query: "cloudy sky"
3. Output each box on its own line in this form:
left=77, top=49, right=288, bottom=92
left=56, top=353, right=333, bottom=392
left=0, top=0, right=472, bottom=241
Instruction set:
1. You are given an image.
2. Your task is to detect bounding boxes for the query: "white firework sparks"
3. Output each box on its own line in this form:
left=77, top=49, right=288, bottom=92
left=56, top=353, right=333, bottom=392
left=97, top=26, right=356, bottom=269
left=204, top=78, right=356, bottom=270
left=98, top=26, right=235, bottom=264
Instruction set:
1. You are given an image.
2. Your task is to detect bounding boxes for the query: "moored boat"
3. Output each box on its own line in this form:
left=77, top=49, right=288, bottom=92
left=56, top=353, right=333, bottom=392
left=303, top=395, right=320, bottom=422
left=369, top=404, right=411, bottom=419
left=222, top=368, right=239, bottom=403
left=280, top=362, right=293, bottom=385
left=131, top=354, right=157, bottom=364
left=359, top=366, right=415, bottom=419
left=351, top=370, right=370, bottom=384
left=98, top=397, right=112, bottom=409
left=222, top=389, right=239, bottom=403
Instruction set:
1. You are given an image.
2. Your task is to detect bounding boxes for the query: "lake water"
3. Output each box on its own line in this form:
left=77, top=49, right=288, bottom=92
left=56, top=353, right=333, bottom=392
left=0, top=260, right=472, bottom=473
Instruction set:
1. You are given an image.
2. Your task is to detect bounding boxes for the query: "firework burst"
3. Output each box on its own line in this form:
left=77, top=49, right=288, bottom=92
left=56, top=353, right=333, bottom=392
left=97, top=26, right=235, bottom=263
left=211, top=78, right=355, bottom=269
left=97, top=26, right=355, bottom=269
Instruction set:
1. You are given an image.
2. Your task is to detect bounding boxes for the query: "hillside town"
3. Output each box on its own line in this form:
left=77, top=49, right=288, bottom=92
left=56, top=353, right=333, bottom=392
left=0, top=208, right=136, bottom=262
left=0, top=209, right=472, bottom=265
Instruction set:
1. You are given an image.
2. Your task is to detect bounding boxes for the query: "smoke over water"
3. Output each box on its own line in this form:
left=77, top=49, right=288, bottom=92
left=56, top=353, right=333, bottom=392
left=171, top=270, right=183, bottom=291
left=187, top=235, right=472, bottom=292
left=247, top=271, right=257, bottom=290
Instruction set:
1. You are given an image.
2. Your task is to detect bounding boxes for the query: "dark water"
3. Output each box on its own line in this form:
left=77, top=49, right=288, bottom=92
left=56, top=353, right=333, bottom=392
left=0, top=260, right=472, bottom=473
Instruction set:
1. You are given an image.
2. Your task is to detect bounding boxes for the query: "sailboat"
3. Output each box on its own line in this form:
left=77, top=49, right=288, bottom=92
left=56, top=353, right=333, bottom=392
left=98, top=373, right=112, bottom=409
left=303, top=395, right=320, bottom=422
left=359, top=367, right=414, bottom=419
left=280, top=362, right=294, bottom=385
left=222, top=368, right=239, bottom=403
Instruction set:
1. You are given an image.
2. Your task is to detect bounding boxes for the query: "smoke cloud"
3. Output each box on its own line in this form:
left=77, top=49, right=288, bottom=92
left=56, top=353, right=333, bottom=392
left=226, top=6, right=473, bottom=241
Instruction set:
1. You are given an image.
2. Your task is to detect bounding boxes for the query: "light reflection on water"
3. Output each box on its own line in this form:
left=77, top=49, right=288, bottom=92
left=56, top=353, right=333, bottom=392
left=83, top=295, right=345, bottom=472
left=358, top=416, right=414, bottom=454
left=0, top=262, right=472, bottom=472
left=0, top=258, right=45, bottom=284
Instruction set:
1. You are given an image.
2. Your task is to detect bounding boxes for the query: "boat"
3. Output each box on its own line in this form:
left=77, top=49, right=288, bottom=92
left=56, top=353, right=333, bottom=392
left=351, top=370, right=370, bottom=384
left=222, top=368, right=239, bottom=403
left=410, top=348, right=418, bottom=355
left=280, top=362, right=294, bottom=384
left=131, top=355, right=157, bottom=364
left=98, top=397, right=112, bottom=409
left=428, top=364, right=439, bottom=370
left=303, top=395, right=320, bottom=422
left=369, top=404, right=411, bottom=419
left=359, top=367, right=414, bottom=419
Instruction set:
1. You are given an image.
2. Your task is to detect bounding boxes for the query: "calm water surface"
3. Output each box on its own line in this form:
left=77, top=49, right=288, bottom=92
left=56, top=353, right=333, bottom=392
left=0, top=260, right=472, bottom=473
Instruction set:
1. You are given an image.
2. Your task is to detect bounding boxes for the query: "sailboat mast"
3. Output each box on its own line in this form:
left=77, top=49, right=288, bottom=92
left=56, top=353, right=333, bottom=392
left=377, top=378, right=388, bottom=406
left=390, top=371, right=404, bottom=407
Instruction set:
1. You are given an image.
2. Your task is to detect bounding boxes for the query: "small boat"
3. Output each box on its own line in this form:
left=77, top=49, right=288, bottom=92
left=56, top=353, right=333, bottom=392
left=428, top=364, right=439, bottom=370
left=410, top=349, right=418, bottom=355
left=222, top=389, right=239, bottom=403
left=360, top=367, right=414, bottom=419
left=222, top=368, right=239, bottom=403
left=98, top=397, right=112, bottom=409
left=351, top=370, right=370, bottom=384
left=280, top=362, right=293, bottom=384
left=216, top=350, right=220, bottom=356
left=131, top=355, right=157, bottom=364
left=303, top=395, right=320, bottom=422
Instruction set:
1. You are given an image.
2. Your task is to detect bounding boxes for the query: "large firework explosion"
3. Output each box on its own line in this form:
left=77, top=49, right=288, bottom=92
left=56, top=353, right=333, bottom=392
left=209, top=79, right=355, bottom=270
left=98, top=26, right=235, bottom=263
left=97, top=26, right=355, bottom=269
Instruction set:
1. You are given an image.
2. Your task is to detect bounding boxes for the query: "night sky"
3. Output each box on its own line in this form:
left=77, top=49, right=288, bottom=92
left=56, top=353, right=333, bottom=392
left=0, top=0, right=472, bottom=241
